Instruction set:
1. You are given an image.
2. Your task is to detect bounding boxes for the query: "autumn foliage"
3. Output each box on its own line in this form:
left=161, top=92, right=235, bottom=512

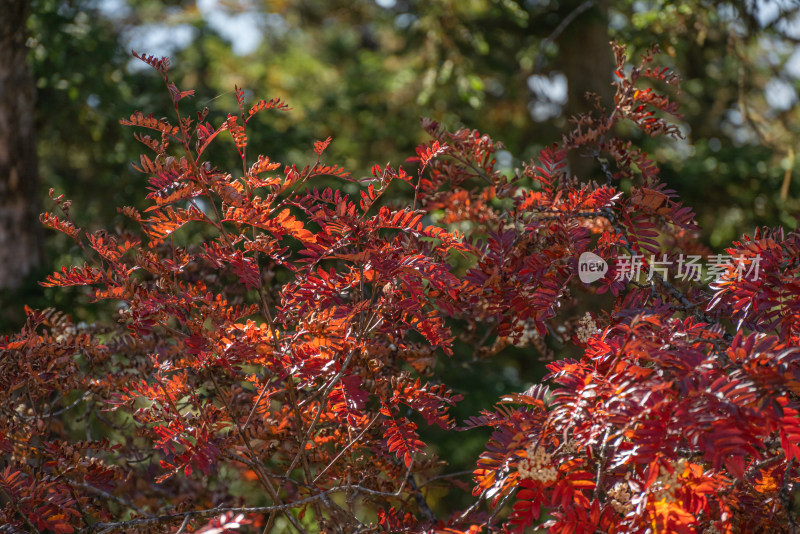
left=1, top=44, right=799, bottom=533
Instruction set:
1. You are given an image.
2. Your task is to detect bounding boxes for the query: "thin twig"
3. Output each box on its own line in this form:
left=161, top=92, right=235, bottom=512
left=70, top=480, right=146, bottom=515
left=81, top=484, right=408, bottom=533
left=16, top=392, right=91, bottom=422
left=416, top=470, right=474, bottom=489
left=313, top=413, right=380, bottom=485
left=534, top=1, right=596, bottom=73
left=0, top=485, right=41, bottom=534
left=174, top=514, right=192, bottom=534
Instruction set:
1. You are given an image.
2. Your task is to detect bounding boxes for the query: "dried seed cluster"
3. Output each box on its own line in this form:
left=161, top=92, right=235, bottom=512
left=518, top=444, right=558, bottom=484
left=652, top=458, right=686, bottom=502
left=508, top=319, right=540, bottom=347
left=576, top=312, right=599, bottom=344
left=607, top=480, right=634, bottom=515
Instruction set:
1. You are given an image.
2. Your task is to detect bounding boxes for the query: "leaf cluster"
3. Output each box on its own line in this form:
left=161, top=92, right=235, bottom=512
left=1, top=44, right=798, bottom=533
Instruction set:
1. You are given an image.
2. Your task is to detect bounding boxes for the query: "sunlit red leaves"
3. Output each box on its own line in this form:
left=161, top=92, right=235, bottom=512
left=420, top=121, right=505, bottom=189
left=86, top=232, right=140, bottom=263
left=610, top=43, right=682, bottom=139
left=141, top=204, right=206, bottom=243
left=620, top=211, right=661, bottom=255
left=224, top=204, right=317, bottom=245
left=155, top=422, right=221, bottom=482
left=391, top=378, right=464, bottom=430
left=709, top=227, right=800, bottom=340
left=246, top=96, right=291, bottom=120
left=248, top=154, right=282, bottom=177
left=466, top=409, right=545, bottom=502
left=628, top=185, right=697, bottom=230
left=305, top=162, right=350, bottom=181
left=225, top=114, right=247, bottom=156
left=40, top=213, right=80, bottom=240
left=0, top=467, right=81, bottom=533
left=381, top=404, right=426, bottom=468
left=545, top=499, right=616, bottom=534
left=414, top=139, right=448, bottom=168
left=645, top=499, right=699, bottom=534
left=168, top=81, right=195, bottom=104
left=461, top=307, right=779, bottom=530
left=528, top=144, right=567, bottom=193
left=778, top=398, right=800, bottom=462
left=328, top=374, right=370, bottom=427
left=377, top=507, right=418, bottom=532
left=202, top=242, right=262, bottom=289
left=313, top=136, right=332, bottom=157
left=502, top=311, right=800, bottom=532
left=507, top=479, right=545, bottom=531
left=15, top=45, right=800, bottom=534
left=119, top=111, right=179, bottom=137
left=41, top=264, right=105, bottom=287
left=132, top=50, right=170, bottom=75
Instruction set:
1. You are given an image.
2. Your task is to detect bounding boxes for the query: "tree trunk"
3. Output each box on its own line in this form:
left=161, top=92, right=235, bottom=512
left=558, top=0, right=614, bottom=180
left=0, top=0, right=42, bottom=289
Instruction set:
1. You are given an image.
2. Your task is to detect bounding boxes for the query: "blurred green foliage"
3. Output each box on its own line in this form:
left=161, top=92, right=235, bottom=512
left=26, top=0, right=800, bottom=247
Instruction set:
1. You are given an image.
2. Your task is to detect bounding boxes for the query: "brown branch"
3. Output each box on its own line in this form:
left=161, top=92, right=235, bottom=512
left=82, top=484, right=408, bottom=534
left=313, top=413, right=380, bottom=485
left=0, top=485, right=41, bottom=534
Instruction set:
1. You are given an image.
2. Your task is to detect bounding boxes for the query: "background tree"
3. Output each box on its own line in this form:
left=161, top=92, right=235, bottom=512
left=0, top=0, right=43, bottom=291
left=23, top=0, right=800, bottom=257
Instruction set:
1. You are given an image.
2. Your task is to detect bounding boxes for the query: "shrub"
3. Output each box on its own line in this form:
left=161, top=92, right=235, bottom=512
left=1, top=44, right=798, bottom=533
